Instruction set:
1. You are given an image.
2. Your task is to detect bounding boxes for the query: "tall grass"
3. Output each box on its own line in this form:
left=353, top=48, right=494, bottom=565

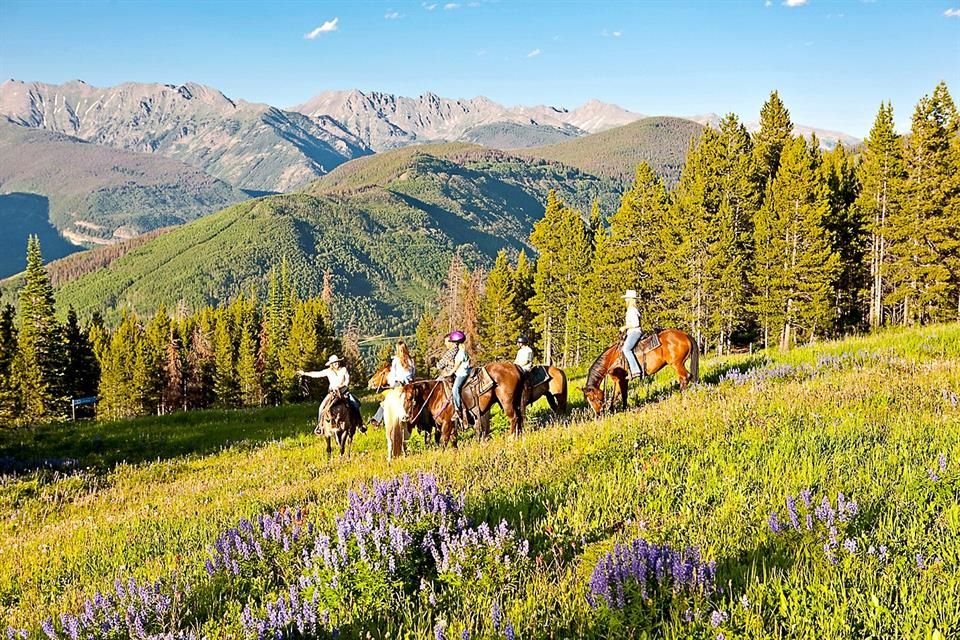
left=1, top=324, right=958, bottom=638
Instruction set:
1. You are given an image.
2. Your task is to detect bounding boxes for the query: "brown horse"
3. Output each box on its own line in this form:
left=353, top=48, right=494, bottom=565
left=315, top=390, right=365, bottom=460
left=367, top=363, right=391, bottom=391
left=401, top=362, right=528, bottom=446
left=526, top=365, right=568, bottom=415
left=582, top=329, right=699, bottom=415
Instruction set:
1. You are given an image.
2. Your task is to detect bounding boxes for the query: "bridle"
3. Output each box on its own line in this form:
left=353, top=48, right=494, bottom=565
left=406, top=380, right=444, bottom=425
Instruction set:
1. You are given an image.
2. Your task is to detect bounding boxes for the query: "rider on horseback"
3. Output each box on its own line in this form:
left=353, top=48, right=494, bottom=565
left=514, top=335, right=534, bottom=372
left=437, top=330, right=470, bottom=421
left=369, top=339, right=416, bottom=428
left=620, top=290, right=644, bottom=378
left=298, top=354, right=361, bottom=419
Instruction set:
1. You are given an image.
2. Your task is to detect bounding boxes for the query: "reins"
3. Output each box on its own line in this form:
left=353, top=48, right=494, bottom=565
left=408, top=380, right=444, bottom=425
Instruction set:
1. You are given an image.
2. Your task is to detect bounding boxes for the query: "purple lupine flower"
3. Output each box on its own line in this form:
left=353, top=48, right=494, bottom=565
left=434, top=621, right=448, bottom=640
left=768, top=512, right=781, bottom=533
left=504, top=621, right=515, bottom=640
left=461, top=631, right=471, bottom=640
left=710, top=610, right=728, bottom=628
left=491, top=602, right=503, bottom=632
left=786, top=496, right=800, bottom=530
left=878, top=545, right=889, bottom=562
left=916, top=553, right=925, bottom=569
left=843, top=538, right=857, bottom=554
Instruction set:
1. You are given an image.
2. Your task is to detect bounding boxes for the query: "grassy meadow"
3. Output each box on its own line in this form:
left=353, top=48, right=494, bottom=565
left=1, top=324, right=958, bottom=639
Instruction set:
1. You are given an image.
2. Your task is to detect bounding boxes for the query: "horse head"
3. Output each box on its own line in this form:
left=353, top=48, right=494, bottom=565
left=368, top=363, right=391, bottom=391
left=583, top=385, right=605, bottom=416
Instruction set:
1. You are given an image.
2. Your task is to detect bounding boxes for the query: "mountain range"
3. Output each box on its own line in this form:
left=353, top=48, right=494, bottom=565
left=1, top=78, right=863, bottom=327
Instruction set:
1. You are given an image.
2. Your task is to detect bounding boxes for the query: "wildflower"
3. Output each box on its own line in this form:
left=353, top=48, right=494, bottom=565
left=491, top=602, right=503, bottom=633
left=916, top=553, right=925, bottom=569
left=878, top=545, right=889, bottom=562
left=768, top=512, right=781, bottom=533
left=843, top=538, right=857, bottom=554
left=939, top=452, right=947, bottom=472
left=434, top=621, right=448, bottom=640
left=928, top=468, right=940, bottom=482
left=786, top=496, right=800, bottom=529
left=461, top=631, right=470, bottom=640
left=710, top=610, right=728, bottom=628
left=504, top=621, right=516, bottom=640
left=740, top=594, right=750, bottom=609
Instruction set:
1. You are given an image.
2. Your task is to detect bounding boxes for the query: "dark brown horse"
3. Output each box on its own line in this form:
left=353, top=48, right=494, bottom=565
left=315, top=389, right=365, bottom=460
left=526, top=365, right=568, bottom=415
left=401, top=362, right=528, bottom=446
left=582, top=329, right=699, bottom=415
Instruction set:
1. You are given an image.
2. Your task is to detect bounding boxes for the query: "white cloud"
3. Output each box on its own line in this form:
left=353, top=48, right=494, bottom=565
left=527, top=48, right=541, bottom=58
left=783, top=0, right=808, bottom=6
left=601, top=29, right=622, bottom=37
left=385, top=10, right=402, bottom=19
left=764, top=0, right=772, bottom=6
left=304, top=17, right=338, bottom=39
left=444, top=2, right=460, bottom=9
left=422, top=2, right=438, bottom=10
left=945, top=8, right=960, bottom=17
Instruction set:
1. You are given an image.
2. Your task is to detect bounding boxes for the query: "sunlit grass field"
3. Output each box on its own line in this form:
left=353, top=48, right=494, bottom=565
left=1, top=325, right=958, bottom=638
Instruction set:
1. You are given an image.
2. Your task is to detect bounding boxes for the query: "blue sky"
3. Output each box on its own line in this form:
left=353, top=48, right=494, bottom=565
left=0, top=0, right=957, bottom=136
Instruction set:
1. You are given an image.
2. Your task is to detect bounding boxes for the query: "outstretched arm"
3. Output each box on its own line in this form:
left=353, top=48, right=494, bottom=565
left=298, top=369, right=329, bottom=379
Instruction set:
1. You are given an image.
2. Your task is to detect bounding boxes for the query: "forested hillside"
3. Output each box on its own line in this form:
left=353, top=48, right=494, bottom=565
left=524, top=116, right=705, bottom=187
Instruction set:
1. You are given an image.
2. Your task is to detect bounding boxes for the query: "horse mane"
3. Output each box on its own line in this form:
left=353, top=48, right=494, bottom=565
left=585, top=344, right=618, bottom=390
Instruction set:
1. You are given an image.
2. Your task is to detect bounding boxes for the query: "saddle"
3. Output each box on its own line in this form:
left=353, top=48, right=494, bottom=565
left=316, top=389, right=359, bottom=435
left=448, top=367, right=495, bottom=425
left=617, top=332, right=662, bottom=376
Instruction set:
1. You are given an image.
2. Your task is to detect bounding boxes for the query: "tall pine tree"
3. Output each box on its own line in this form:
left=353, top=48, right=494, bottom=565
left=754, top=90, right=794, bottom=183
left=856, top=102, right=904, bottom=329
left=476, top=250, right=521, bottom=361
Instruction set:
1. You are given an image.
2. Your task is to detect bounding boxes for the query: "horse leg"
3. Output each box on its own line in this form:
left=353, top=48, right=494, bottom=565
left=618, top=375, right=628, bottom=411
left=326, top=435, right=332, bottom=463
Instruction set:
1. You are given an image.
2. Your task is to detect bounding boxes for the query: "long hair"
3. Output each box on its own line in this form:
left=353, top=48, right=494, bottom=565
left=396, top=340, right=414, bottom=370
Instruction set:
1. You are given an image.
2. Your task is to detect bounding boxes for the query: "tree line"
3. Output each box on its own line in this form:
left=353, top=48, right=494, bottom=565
left=0, top=241, right=348, bottom=426
left=426, top=82, right=960, bottom=365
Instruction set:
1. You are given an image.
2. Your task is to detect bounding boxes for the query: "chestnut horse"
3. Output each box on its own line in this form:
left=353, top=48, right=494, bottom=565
left=582, top=329, right=699, bottom=415
left=526, top=365, right=568, bottom=415
left=367, top=363, right=391, bottom=391
left=401, top=362, right=527, bottom=446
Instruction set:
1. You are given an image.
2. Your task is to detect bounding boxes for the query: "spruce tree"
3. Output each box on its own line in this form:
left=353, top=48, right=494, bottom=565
left=0, top=303, right=21, bottom=425
left=62, top=308, right=99, bottom=400
left=748, top=183, right=782, bottom=349
left=511, top=251, right=535, bottom=340
left=99, top=310, right=140, bottom=419
left=766, top=136, right=840, bottom=348
left=754, top=90, right=794, bottom=183
left=414, top=311, right=439, bottom=374
left=582, top=163, right=669, bottom=351
left=888, top=82, right=959, bottom=324
left=476, top=250, right=521, bottom=361
left=822, top=144, right=866, bottom=334
left=17, top=236, right=64, bottom=422
left=213, top=311, right=239, bottom=407
left=236, top=307, right=261, bottom=407
left=856, top=102, right=904, bottom=329
left=529, top=191, right=590, bottom=366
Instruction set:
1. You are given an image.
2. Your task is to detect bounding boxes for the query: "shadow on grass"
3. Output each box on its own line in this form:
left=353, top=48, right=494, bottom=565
left=0, top=399, right=379, bottom=477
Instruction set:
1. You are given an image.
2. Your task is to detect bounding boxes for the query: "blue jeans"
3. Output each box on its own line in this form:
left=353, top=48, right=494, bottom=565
left=452, top=372, right=469, bottom=412
left=622, top=329, right=643, bottom=376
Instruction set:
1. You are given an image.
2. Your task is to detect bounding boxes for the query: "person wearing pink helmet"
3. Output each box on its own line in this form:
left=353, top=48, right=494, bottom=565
left=436, top=330, right=470, bottom=420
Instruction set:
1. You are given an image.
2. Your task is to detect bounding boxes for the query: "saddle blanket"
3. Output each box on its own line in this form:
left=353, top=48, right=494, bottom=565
left=528, top=365, right=551, bottom=388
left=466, top=366, right=495, bottom=396
left=632, top=332, right=661, bottom=356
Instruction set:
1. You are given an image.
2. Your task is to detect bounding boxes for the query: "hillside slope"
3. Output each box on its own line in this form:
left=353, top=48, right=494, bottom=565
left=0, top=192, right=81, bottom=278
left=524, top=116, right=704, bottom=186
left=2, top=324, right=957, bottom=636
left=0, top=80, right=372, bottom=191
left=0, top=121, right=247, bottom=249
left=46, top=145, right=622, bottom=332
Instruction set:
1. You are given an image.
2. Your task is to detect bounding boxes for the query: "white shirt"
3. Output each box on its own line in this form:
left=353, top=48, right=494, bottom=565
left=514, top=345, right=534, bottom=371
left=624, top=306, right=641, bottom=331
left=302, top=366, right=350, bottom=392
left=453, top=345, right=470, bottom=377
left=388, top=356, right=415, bottom=387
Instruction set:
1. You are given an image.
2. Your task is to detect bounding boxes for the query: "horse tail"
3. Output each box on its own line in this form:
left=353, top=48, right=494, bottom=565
left=688, top=333, right=700, bottom=383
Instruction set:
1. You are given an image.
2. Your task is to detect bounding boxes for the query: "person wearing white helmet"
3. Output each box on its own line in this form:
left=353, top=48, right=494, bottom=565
left=620, top=290, right=644, bottom=378
left=298, top=354, right=361, bottom=417
left=514, top=335, right=534, bottom=372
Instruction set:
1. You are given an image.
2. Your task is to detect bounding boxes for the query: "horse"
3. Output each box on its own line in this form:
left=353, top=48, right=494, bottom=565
left=400, top=361, right=528, bottom=446
left=367, top=363, right=391, bottom=391
left=525, top=365, right=568, bottom=415
left=582, top=329, right=699, bottom=416
left=315, top=389, right=365, bottom=460
left=381, top=386, right=412, bottom=462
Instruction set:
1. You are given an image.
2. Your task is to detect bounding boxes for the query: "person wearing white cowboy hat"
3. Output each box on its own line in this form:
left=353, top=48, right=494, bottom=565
left=298, top=354, right=362, bottom=417
left=619, top=289, right=644, bottom=378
